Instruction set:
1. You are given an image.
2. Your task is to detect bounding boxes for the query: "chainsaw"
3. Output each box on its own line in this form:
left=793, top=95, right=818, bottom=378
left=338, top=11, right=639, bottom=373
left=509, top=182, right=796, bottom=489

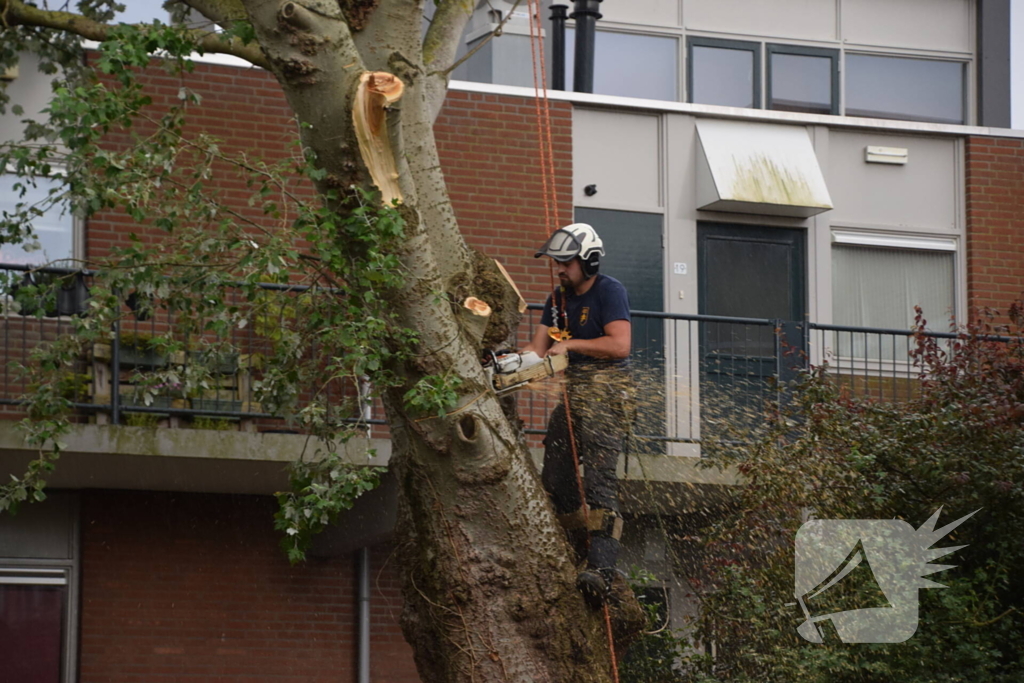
left=484, top=349, right=568, bottom=395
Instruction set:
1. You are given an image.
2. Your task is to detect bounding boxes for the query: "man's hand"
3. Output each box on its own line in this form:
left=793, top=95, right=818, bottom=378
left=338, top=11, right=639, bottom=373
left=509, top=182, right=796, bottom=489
left=524, top=324, right=555, bottom=358
left=548, top=341, right=571, bottom=356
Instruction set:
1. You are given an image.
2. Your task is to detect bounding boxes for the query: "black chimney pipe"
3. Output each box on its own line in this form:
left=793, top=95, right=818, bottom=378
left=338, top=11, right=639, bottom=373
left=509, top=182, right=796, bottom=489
left=570, top=0, right=602, bottom=93
left=550, top=4, right=569, bottom=91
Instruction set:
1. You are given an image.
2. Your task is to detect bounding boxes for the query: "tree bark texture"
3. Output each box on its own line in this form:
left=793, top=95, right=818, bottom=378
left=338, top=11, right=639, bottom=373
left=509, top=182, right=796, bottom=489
left=241, top=1, right=620, bottom=681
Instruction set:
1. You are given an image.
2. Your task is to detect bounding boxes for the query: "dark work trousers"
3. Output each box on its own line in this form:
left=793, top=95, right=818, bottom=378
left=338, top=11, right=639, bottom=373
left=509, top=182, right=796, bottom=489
left=541, top=366, right=632, bottom=569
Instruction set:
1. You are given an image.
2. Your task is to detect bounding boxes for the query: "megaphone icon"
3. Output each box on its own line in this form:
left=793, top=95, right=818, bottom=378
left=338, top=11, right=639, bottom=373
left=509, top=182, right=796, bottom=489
left=797, top=538, right=893, bottom=642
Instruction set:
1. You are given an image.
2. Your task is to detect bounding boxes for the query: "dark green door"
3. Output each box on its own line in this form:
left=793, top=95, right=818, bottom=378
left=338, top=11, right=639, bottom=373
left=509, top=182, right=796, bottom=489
left=697, top=223, right=806, bottom=433
left=576, top=208, right=664, bottom=452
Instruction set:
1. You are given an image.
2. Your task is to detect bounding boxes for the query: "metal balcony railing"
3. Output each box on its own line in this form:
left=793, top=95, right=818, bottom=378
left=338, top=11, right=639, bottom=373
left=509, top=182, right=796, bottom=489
left=0, top=265, right=1005, bottom=444
left=513, top=305, right=1009, bottom=451
left=0, top=264, right=381, bottom=431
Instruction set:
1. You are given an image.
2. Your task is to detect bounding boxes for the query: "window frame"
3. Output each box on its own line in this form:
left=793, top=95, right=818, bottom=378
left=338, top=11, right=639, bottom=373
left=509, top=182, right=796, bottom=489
left=0, top=168, right=82, bottom=268
left=842, top=51, right=968, bottom=125
left=686, top=36, right=762, bottom=109
left=0, top=492, right=80, bottom=683
left=565, top=26, right=681, bottom=102
left=766, top=43, right=839, bottom=115
left=0, top=561, right=79, bottom=683
left=830, top=235, right=959, bottom=330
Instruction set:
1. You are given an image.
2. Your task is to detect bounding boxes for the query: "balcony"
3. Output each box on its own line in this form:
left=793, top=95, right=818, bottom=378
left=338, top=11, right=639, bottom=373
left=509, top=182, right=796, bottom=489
left=0, top=265, right=979, bottom=495
left=514, top=305, right=963, bottom=452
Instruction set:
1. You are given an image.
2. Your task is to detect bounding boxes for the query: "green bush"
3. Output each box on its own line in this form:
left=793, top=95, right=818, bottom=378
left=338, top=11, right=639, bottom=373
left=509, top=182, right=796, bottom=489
left=690, top=304, right=1024, bottom=682
left=620, top=568, right=692, bottom=683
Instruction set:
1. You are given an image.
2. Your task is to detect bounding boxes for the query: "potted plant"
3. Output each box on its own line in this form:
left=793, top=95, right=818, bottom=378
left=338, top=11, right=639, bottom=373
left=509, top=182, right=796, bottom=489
left=191, top=349, right=239, bottom=375
left=11, top=270, right=90, bottom=317
left=116, top=332, right=168, bottom=369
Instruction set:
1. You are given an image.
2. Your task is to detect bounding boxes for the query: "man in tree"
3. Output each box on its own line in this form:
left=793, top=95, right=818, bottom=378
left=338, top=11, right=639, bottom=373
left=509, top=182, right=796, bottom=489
left=1, top=3, right=642, bottom=679
left=525, top=222, right=633, bottom=607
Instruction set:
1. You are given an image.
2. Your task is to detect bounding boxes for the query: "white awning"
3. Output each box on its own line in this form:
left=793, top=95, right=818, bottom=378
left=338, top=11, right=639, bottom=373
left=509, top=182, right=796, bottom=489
left=696, top=119, right=833, bottom=218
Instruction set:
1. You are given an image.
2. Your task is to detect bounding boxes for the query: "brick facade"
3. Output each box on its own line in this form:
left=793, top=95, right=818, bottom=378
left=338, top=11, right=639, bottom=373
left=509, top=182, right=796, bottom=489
left=86, top=61, right=573, bottom=308
left=79, top=490, right=418, bottom=682
left=434, top=90, right=573, bottom=307
left=965, top=136, right=1024, bottom=318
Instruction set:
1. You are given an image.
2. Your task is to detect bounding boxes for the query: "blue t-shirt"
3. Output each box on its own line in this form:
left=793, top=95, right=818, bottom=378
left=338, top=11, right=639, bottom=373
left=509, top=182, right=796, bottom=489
left=540, top=274, right=631, bottom=368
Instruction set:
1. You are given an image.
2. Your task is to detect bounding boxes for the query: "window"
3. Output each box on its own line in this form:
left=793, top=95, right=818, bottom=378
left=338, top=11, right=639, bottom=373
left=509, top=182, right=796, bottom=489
left=767, top=45, right=838, bottom=115
left=687, top=38, right=760, bottom=109
left=846, top=54, right=965, bottom=124
left=827, top=237, right=954, bottom=331
left=0, top=494, right=79, bottom=683
left=0, top=174, right=75, bottom=267
left=566, top=29, right=678, bottom=101
left=0, top=568, right=71, bottom=682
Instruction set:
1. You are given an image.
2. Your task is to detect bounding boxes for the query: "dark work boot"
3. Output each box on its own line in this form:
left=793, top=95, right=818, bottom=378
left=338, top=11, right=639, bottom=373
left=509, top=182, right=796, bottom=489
left=577, top=534, right=620, bottom=608
left=576, top=567, right=616, bottom=608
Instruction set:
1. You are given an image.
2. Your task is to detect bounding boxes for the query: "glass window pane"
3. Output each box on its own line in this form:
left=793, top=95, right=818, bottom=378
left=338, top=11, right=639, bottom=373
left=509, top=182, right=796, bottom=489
left=833, top=245, right=955, bottom=330
left=0, top=583, right=66, bottom=682
left=567, top=29, right=678, bottom=101
left=770, top=52, right=833, bottom=114
left=846, top=54, right=964, bottom=124
left=0, top=175, right=74, bottom=267
left=690, top=45, right=755, bottom=108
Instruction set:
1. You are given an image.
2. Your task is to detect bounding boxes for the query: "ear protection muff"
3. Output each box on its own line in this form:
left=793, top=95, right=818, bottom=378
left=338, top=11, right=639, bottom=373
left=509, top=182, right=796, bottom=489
left=580, top=252, right=600, bottom=279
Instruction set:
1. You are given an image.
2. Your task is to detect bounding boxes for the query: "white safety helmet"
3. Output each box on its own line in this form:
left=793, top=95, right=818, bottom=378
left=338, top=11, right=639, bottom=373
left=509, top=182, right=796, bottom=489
left=534, top=223, right=605, bottom=277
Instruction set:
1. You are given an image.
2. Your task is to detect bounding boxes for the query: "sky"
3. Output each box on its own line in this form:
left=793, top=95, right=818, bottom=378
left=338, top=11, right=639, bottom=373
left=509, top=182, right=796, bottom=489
left=1014, top=0, right=1024, bottom=128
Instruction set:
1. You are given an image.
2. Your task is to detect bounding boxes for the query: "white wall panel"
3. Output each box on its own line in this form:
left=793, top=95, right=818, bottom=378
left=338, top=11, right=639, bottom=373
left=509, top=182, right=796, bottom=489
left=842, top=0, right=971, bottom=53
left=573, top=109, right=662, bottom=210
left=684, top=0, right=837, bottom=42
left=827, top=131, right=957, bottom=232
left=601, top=0, right=680, bottom=27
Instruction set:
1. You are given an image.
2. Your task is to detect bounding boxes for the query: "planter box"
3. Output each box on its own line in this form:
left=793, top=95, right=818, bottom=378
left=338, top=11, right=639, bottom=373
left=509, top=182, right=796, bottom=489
left=192, top=351, right=239, bottom=375
left=118, top=346, right=168, bottom=370
left=13, top=272, right=90, bottom=317
left=190, top=398, right=243, bottom=414
left=119, top=395, right=186, bottom=411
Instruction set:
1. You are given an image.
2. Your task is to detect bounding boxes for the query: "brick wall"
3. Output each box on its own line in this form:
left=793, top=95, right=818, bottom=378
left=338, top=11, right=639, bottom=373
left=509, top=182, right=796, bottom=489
left=87, top=61, right=574, bottom=305
left=434, top=90, right=573, bottom=307
left=79, top=490, right=418, bottom=682
left=86, top=61, right=301, bottom=258
left=965, top=136, right=1024, bottom=318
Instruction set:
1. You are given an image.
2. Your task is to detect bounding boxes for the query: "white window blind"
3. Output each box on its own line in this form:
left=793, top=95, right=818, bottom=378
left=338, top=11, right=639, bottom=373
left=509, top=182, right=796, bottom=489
left=833, top=244, right=955, bottom=331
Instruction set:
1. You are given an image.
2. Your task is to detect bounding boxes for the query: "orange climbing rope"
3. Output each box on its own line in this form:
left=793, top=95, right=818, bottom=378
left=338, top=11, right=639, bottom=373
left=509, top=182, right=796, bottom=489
left=526, top=0, right=559, bottom=231
left=526, top=2, right=620, bottom=680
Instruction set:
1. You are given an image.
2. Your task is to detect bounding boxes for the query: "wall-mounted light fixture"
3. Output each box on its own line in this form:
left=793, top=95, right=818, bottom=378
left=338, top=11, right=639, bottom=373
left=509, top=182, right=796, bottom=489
left=865, top=146, right=908, bottom=165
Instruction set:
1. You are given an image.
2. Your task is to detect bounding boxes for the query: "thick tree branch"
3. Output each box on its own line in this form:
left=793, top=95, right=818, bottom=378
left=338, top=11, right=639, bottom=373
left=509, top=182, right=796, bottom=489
left=422, top=0, right=474, bottom=121
left=349, top=0, right=423, bottom=73
left=353, top=71, right=405, bottom=205
left=0, top=0, right=269, bottom=69
left=182, top=0, right=249, bottom=23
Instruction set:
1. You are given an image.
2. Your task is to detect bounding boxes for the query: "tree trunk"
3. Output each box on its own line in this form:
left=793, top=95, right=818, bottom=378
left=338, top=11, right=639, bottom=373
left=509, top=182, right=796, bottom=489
left=242, top=1, right=621, bottom=680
